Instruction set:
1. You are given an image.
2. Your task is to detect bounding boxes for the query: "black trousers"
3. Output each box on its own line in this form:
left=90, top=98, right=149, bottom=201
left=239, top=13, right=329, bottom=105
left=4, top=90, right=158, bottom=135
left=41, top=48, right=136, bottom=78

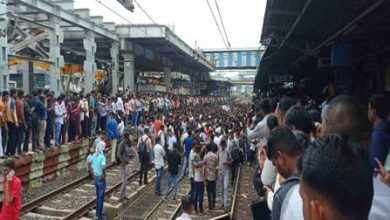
left=139, top=159, right=149, bottom=184
left=61, top=120, right=68, bottom=144
left=68, top=118, right=77, bottom=141
left=231, top=161, right=239, bottom=184
left=82, top=116, right=89, bottom=138
left=6, top=122, right=17, bottom=156
left=206, top=180, right=216, bottom=209
left=31, top=120, right=39, bottom=151
left=194, top=181, right=205, bottom=213
left=189, top=177, right=194, bottom=198
left=44, top=119, right=53, bottom=147
left=100, top=115, right=107, bottom=131
left=23, top=125, right=31, bottom=152
left=1, top=127, right=8, bottom=154
left=16, top=125, right=25, bottom=154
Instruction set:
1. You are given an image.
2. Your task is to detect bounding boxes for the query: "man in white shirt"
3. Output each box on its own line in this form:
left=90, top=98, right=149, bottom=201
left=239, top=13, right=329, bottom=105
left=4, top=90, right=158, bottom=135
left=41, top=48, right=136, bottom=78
left=247, top=99, right=272, bottom=146
left=167, top=130, right=177, bottom=151
left=116, top=95, right=124, bottom=119
left=153, top=136, right=165, bottom=196
left=213, top=131, right=223, bottom=148
left=176, top=195, right=193, bottom=220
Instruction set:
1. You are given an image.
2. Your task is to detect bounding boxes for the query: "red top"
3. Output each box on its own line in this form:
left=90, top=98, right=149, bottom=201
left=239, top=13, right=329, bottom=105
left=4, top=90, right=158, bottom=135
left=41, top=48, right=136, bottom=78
left=154, top=119, right=163, bottom=136
left=0, top=175, right=21, bottom=220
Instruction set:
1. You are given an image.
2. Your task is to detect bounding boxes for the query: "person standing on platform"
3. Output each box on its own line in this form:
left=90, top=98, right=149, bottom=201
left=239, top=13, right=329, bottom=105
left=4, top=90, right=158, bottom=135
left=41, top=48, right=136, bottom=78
left=53, top=96, right=64, bottom=146
left=88, top=139, right=106, bottom=220
left=15, top=90, right=26, bottom=156
left=22, top=94, right=32, bottom=155
left=5, top=89, right=18, bottom=156
left=0, top=159, right=21, bottom=220
left=106, top=112, right=118, bottom=164
left=116, top=129, right=136, bottom=203
left=153, top=136, right=165, bottom=196
left=60, top=94, right=68, bottom=144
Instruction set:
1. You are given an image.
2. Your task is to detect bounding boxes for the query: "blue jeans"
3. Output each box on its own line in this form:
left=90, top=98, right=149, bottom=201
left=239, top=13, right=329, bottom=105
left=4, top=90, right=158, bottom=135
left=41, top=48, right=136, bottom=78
left=155, top=167, right=163, bottom=193
left=94, top=178, right=106, bottom=219
left=131, top=111, right=139, bottom=126
left=163, top=172, right=178, bottom=199
left=219, top=171, right=229, bottom=207
left=180, top=156, right=189, bottom=177
left=54, top=122, right=62, bottom=145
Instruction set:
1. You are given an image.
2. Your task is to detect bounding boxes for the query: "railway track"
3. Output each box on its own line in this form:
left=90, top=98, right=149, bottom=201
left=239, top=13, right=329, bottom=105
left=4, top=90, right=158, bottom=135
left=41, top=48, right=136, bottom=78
left=116, top=171, right=191, bottom=220
left=21, top=163, right=115, bottom=215
left=20, top=160, right=142, bottom=220
left=169, top=166, right=242, bottom=220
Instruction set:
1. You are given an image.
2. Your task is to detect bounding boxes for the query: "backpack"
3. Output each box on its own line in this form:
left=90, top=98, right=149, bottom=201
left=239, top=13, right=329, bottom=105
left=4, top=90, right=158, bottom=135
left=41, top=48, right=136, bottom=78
left=138, top=137, right=150, bottom=161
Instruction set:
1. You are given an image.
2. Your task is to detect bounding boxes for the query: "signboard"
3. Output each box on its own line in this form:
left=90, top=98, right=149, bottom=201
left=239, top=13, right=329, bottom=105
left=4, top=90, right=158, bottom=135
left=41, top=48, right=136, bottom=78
left=268, top=74, right=293, bottom=84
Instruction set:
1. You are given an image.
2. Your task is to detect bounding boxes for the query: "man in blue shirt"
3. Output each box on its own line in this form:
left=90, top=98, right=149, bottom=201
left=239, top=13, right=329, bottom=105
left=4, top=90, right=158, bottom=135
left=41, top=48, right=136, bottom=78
left=30, top=89, right=47, bottom=151
left=88, top=139, right=106, bottom=220
left=368, top=94, right=390, bottom=170
left=106, top=112, right=118, bottom=164
left=180, top=130, right=193, bottom=178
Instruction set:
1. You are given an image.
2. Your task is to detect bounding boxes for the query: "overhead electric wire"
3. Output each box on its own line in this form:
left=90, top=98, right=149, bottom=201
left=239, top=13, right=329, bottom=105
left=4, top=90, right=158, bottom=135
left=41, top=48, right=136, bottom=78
left=214, top=0, right=231, bottom=48
left=133, top=0, right=157, bottom=24
left=93, top=0, right=210, bottom=70
left=206, top=0, right=229, bottom=49
left=95, top=0, right=134, bottom=24
left=206, top=0, right=238, bottom=66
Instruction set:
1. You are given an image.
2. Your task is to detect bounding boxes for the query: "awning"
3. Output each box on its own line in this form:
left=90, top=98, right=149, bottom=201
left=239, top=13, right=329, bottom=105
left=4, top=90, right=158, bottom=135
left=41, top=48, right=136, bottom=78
left=255, top=0, right=390, bottom=91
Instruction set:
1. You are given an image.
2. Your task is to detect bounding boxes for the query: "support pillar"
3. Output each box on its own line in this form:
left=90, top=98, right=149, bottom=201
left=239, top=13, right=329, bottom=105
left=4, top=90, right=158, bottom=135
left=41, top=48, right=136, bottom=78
left=83, top=31, right=96, bottom=94
left=164, top=67, right=171, bottom=93
left=0, top=2, right=9, bottom=90
left=110, top=41, right=119, bottom=95
left=122, top=53, right=135, bottom=92
left=49, top=16, right=63, bottom=95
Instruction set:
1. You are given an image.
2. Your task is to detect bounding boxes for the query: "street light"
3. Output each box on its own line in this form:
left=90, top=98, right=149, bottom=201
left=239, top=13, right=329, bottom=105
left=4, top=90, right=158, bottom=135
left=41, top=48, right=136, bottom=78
left=117, top=0, right=135, bottom=12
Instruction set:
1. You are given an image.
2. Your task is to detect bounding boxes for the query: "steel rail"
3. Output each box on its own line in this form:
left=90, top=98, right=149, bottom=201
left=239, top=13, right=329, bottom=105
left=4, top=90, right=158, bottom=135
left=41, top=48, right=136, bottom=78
left=21, top=164, right=115, bottom=215
left=169, top=166, right=242, bottom=220
left=62, top=171, right=139, bottom=220
left=143, top=177, right=186, bottom=219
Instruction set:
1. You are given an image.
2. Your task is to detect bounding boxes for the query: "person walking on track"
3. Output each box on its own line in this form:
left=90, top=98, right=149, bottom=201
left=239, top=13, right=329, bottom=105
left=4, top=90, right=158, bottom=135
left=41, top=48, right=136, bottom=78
left=116, top=129, right=136, bottom=203
left=137, top=128, right=152, bottom=185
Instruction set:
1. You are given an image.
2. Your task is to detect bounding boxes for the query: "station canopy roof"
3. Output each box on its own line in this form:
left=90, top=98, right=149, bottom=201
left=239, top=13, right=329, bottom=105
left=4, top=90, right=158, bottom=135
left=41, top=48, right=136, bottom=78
left=255, top=0, right=390, bottom=90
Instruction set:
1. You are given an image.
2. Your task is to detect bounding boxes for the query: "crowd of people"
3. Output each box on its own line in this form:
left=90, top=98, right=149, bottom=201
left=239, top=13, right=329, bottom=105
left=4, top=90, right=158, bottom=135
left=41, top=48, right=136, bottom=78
left=0, top=88, right=227, bottom=158
left=248, top=92, right=390, bottom=220
left=2, top=86, right=390, bottom=220
left=88, top=96, right=247, bottom=219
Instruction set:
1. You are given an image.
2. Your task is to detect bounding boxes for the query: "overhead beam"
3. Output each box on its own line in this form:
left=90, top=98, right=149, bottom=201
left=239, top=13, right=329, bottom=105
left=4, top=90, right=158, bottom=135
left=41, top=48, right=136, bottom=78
left=267, top=9, right=299, bottom=16
left=13, top=0, right=118, bottom=41
left=11, top=14, right=54, bottom=30
left=285, top=0, right=385, bottom=71
left=266, top=25, right=291, bottom=31
left=278, top=0, right=313, bottom=49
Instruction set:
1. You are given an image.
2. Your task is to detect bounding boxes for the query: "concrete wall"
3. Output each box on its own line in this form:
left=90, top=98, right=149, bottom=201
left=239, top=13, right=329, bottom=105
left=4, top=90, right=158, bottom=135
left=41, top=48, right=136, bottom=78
left=0, top=138, right=113, bottom=194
